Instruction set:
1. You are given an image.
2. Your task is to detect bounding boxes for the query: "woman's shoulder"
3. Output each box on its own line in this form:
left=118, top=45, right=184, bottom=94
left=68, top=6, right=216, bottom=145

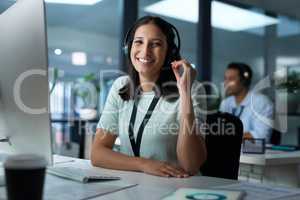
left=111, top=75, right=130, bottom=90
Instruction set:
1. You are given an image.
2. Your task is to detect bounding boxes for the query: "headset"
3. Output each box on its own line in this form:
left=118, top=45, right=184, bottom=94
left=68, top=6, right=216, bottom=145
left=123, top=16, right=181, bottom=69
left=227, top=62, right=252, bottom=88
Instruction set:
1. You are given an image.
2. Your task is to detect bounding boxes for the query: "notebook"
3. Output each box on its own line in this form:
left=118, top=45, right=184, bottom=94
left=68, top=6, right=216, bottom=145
left=47, top=166, right=120, bottom=183
left=162, top=188, right=246, bottom=200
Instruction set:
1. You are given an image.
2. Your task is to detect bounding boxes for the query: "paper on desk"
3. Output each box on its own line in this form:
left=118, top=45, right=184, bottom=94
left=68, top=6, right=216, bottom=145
left=53, top=154, right=75, bottom=164
left=0, top=174, right=137, bottom=200
left=215, top=181, right=300, bottom=200
left=44, top=174, right=137, bottom=200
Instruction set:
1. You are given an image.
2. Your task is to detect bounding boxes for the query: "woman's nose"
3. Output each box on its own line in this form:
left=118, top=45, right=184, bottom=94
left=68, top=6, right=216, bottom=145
left=140, top=43, right=151, bottom=56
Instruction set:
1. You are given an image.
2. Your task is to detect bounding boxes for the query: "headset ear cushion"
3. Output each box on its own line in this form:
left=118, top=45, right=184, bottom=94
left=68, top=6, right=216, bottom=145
left=123, top=45, right=129, bottom=55
left=240, top=72, right=250, bottom=87
left=171, top=46, right=179, bottom=60
left=171, top=47, right=177, bottom=55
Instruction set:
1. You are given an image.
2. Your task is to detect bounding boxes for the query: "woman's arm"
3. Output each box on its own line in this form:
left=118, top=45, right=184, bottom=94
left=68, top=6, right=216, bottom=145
left=172, top=60, right=207, bottom=175
left=91, top=128, right=189, bottom=177
left=91, top=128, right=142, bottom=171
left=177, top=94, right=207, bottom=175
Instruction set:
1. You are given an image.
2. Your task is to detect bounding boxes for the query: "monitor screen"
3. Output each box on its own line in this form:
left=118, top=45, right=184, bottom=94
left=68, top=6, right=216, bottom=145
left=0, top=0, right=52, bottom=165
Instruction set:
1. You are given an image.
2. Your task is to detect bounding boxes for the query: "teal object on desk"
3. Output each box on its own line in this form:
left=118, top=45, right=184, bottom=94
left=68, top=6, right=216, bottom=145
left=270, top=145, right=299, bottom=151
left=186, top=193, right=227, bottom=200
left=162, top=188, right=245, bottom=200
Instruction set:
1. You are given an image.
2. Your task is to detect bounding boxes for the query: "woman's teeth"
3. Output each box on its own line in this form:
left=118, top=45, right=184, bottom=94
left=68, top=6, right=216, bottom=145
left=138, top=58, right=152, bottom=63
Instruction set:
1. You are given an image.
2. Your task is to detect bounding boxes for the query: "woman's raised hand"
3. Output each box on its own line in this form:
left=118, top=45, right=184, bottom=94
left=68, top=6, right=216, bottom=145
left=171, top=59, right=197, bottom=95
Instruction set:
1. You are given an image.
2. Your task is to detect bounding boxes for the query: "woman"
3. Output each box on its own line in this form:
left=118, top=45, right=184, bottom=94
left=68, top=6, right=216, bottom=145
left=91, top=16, right=207, bottom=177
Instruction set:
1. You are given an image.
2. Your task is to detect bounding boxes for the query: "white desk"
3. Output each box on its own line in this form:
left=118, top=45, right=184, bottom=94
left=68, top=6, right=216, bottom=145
left=53, top=155, right=237, bottom=200
left=239, top=150, right=300, bottom=187
left=53, top=155, right=300, bottom=200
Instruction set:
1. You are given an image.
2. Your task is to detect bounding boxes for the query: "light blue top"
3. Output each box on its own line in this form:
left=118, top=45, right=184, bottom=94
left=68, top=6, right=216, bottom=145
left=219, top=92, right=273, bottom=142
left=97, top=76, right=206, bottom=165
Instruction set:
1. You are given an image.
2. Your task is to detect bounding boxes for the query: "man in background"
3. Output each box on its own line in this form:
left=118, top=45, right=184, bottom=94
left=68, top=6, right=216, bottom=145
left=219, top=62, right=273, bottom=142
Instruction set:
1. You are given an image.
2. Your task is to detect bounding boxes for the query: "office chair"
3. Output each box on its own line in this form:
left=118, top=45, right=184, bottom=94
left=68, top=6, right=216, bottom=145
left=270, top=129, right=281, bottom=145
left=270, top=115, right=282, bottom=145
left=200, top=112, right=243, bottom=180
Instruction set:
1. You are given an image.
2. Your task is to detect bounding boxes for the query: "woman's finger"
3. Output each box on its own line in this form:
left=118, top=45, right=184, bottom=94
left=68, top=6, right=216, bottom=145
left=173, top=167, right=190, bottom=177
left=160, top=166, right=176, bottom=177
left=165, top=165, right=182, bottom=175
left=156, top=170, right=170, bottom=177
left=171, top=64, right=181, bottom=81
left=173, top=59, right=191, bottom=70
left=164, top=165, right=188, bottom=178
left=167, top=164, right=190, bottom=177
left=173, top=60, right=194, bottom=80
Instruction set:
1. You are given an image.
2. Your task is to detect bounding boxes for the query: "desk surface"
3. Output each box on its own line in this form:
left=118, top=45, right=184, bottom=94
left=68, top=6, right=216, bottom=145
left=54, top=155, right=236, bottom=199
left=240, top=150, right=300, bottom=165
left=53, top=155, right=300, bottom=200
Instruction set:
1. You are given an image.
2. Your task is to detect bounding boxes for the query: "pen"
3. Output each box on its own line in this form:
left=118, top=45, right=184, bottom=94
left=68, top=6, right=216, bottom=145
left=54, top=160, right=76, bottom=164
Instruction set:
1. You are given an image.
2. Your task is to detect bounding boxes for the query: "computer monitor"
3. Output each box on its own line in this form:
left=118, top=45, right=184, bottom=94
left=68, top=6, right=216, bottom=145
left=0, top=0, right=52, bottom=164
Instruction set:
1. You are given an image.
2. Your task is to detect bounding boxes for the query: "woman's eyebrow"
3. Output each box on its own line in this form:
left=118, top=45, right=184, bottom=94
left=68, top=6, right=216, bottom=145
left=133, top=37, right=164, bottom=42
left=133, top=37, right=143, bottom=40
left=151, top=38, right=163, bottom=42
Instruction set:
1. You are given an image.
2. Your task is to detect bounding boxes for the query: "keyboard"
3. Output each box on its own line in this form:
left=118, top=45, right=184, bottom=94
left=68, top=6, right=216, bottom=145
left=47, top=166, right=120, bottom=183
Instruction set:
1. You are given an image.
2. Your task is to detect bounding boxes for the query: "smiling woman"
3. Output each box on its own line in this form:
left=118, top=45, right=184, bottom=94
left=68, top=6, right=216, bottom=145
left=91, top=16, right=207, bottom=177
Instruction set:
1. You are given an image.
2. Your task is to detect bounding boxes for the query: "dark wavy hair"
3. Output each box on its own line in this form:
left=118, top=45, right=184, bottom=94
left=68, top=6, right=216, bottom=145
left=119, top=16, right=181, bottom=101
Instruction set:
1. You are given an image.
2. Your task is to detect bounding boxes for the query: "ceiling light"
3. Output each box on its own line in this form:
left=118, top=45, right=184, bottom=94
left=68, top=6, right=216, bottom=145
left=72, top=52, right=87, bottom=66
left=212, top=1, right=279, bottom=31
left=145, top=0, right=197, bottom=23
left=54, top=49, right=62, bottom=55
left=45, top=0, right=102, bottom=5
left=144, top=0, right=279, bottom=31
left=106, top=56, right=113, bottom=65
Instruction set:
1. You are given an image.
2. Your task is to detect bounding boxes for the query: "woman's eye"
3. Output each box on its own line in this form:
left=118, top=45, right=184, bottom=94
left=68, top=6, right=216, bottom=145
left=133, top=40, right=142, bottom=45
left=150, top=42, right=161, bottom=48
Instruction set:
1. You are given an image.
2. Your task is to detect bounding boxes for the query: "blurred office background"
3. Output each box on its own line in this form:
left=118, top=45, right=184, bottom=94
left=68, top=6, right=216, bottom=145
left=0, top=0, right=299, bottom=158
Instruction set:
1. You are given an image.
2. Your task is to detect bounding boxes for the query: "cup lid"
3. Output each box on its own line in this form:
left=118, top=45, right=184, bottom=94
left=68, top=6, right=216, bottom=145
left=4, top=154, right=47, bottom=169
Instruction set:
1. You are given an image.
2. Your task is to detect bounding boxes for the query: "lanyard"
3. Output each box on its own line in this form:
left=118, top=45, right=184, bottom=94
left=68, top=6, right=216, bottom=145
left=232, top=105, right=245, bottom=118
left=128, top=96, right=160, bottom=157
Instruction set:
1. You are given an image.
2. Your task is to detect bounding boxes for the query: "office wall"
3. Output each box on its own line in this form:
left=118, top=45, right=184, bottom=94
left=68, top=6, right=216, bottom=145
left=47, top=27, right=119, bottom=79
left=274, top=33, right=300, bottom=145
left=212, top=28, right=265, bottom=87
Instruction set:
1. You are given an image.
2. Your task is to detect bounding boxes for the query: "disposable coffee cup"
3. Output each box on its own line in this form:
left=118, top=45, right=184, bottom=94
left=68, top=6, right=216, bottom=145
left=4, top=154, right=47, bottom=200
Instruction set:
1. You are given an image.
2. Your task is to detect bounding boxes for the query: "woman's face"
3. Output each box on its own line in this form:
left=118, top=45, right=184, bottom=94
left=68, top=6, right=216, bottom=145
left=130, top=23, right=168, bottom=80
